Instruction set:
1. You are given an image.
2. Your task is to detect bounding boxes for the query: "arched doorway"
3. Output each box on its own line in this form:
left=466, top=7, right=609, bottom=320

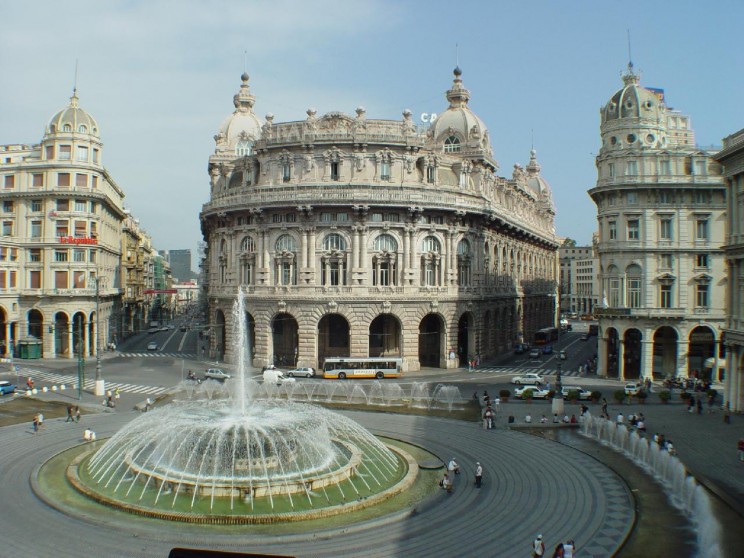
left=271, top=313, right=298, bottom=367
left=243, top=311, right=256, bottom=363
left=72, top=312, right=86, bottom=357
left=418, top=314, right=444, bottom=368
left=214, top=310, right=226, bottom=362
left=623, top=329, right=642, bottom=379
left=318, top=314, right=350, bottom=365
left=28, top=309, right=44, bottom=357
left=653, top=326, right=678, bottom=378
left=0, top=306, right=7, bottom=356
left=605, top=328, right=620, bottom=378
left=457, top=312, right=475, bottom=364
left=688, top=325, right=715, bottom=380
left=54, top=312, right=71, bottom=357
left=369, top=315, right=401, bottom=358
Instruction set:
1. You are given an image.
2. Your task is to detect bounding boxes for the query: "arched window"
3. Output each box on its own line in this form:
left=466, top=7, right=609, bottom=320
left=374, top=234, right=398, bottom=252
left=275, top=234, right=296, bottom=252
left=274, top=234, right=297, bottom=286
left=421, top=236, right=441, bottom=253
left=62, top=124, right=72, bottom=132
left=78, top=124, right=88, bottom=133
left=323, top=233, right=346, bottom=251
left=457, top=239, right=470, bottom=256
left=236, top=140, right=253, bottom=157
left=421, top=236, right=442, bottom=286
left=240, top=236, right=256, bottom=253
left=444, top=135, right=461, bottom=153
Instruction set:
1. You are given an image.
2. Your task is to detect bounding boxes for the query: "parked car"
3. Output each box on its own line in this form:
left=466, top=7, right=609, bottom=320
left=205, top=368, right=231, bottom=381
left=146, top=341, right=158, bottom=351
left=528, top=349, right=541, bottom=359
left=514, top=345, right=527, bottom=355
left=559, top=350, right=567, bottom=360
left=0, top=380, right=15, bottom=395
left=287, top=367, right=316, bottom=378
left=561, top=386, right=592, bottom=400
left=580, top=334, right=590, bottom=341
left=180, top=325, right=188, bottom=332
left=514, top=386, right=549, bottom=399
left=511, top=373, right=544, bottom=386
left=147, top=327, right=159, bottom=334
left=624, top=382, right=643, bottom=396
left=542, top=345, right=553, bottom=355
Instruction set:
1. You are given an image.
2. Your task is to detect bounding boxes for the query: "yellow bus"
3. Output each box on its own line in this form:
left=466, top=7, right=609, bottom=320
left=322, top=357, right=403, bottom=380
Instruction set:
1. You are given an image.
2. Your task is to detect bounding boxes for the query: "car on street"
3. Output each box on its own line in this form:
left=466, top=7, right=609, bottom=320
left=146, top=341, right=158, bottom=351
left=205, top=368, right=231, bottom=381
left=514, top=344, right=527, bottom=355
left=514, top=386, right=549, bottom=399
left=0, top=380, right=15, bottom=395
left=559, top=350, right=567, bottom=360
left=580, top=333, right=590, bottom=341
left=286, top=367, right=316, bottom=378
left=180, top=325, right=188, bottom=332
left=147, top=327, right=159, bottom=334
left=528, top=349, right=541, bottom=359
left=561, top=386, right=593, bottom=400
left=511, top=373, right=544, bottom=385
left=624, top=382, right=643, bottom=396
left=542, top=345, right=553, bottom=355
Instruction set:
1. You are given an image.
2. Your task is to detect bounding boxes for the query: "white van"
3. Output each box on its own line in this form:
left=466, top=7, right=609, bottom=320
left=263, top=368, right=285, bottom=385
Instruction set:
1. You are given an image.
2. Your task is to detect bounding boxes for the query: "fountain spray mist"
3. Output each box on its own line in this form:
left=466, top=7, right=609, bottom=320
left=232, top=287, right=252, bottom=414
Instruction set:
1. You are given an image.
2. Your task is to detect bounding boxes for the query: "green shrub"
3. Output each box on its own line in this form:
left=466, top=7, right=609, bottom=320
left=522, top=388, right=535, bottom=400
left=658, top=390, right=672, bottom=402
left=566, top=390, right=579, bottom=402
left=613, top=389, right=626, bottom=403
left=499, top=389, right=511, bottom=400
left=591, top=390, right=602, bottom=402
left=636, top=390, right=648, bottom=400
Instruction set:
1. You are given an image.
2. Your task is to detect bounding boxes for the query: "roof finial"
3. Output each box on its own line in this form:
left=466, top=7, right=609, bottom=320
left=70, top=59, right=80, bottom=108
left=243, top=50, right=247, bottom=73
left=456, top=43, right=459, bottom=68
left=531, top=128, right=534, bottom=151
left=627, top=29, right=633, bottom=72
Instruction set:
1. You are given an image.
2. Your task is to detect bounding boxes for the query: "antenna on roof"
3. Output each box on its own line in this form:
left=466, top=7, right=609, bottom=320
left=455, top=43, right=459, bottom=67
left=531, top=128, right=534, bottom=151
left=626, top=29, right=633, bottom=71
left=73, top=59, right=79, bottom=95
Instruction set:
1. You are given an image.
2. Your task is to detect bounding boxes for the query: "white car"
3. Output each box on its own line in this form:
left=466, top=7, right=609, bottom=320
left=528, top=349, right=541, bottom=359
left=205, top=368, right=231, bottom=381
left=561, top=386, right=593, bottom=400
left=514, top=386, right=549, bottom=399
left=511, top=373, right=544, bottom=386
left=287, top=367, right=316, bottom=378
left=624, top=382, right=643, bottom=396
left=146, top=341, right=158, bottom=351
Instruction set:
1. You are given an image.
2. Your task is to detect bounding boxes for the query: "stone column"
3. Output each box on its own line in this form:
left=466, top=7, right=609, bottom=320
left=300, top=229, right=308, bottom=269
left=67, top=328, right=74, bottom=360
left=402, top=229, right=410, bottom=281
left=617, top=339, right=625, bottom=381
left=641, top=334, right=654, bottom=382
left=308, top=228, right=316, bottom=284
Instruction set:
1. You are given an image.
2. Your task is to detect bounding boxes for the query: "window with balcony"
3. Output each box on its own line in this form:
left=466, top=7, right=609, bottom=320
left=55, top=250, right=68, bottom=262
left=626, top=265, right=642, bottom=308
left=696, top=283, right=709, bottom=308
left=660, top=284, right=673, bottom=308
left=457, top=239, right=471, bottom=287
left=421, top=236, right=441, bottom=286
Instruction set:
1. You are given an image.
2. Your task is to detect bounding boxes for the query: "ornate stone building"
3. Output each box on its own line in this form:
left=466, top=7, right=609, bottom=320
left=0, top=89, right=125, bottom=360
left=715, top=129, right=744, bottom=412
left=590, top=65, right=726, bottom=381
left=200, top=70, right=560, bottom=371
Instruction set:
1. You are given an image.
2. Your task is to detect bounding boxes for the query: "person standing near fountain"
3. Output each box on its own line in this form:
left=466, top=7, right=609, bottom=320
left=448, top=458, right=460, bottom=486
left=474, top=462, right=483, bottom=488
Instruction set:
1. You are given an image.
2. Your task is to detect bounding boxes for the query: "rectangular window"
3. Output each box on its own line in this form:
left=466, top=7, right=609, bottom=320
left=45, top=145, right=54, bottom=160
left=696, top=284, right=709, bottom=307
left=627, top=277, right=642, bottom=308
left=426, top=166, right=435, bottom=183
left=379, top=263, right=390, bottom=286
left=272, top=214, right=284, bottom=223
left=90, top=222, right=97, bottom=238
left=9, top=270, right=15, bottom=288
left=73, top=270, right=85, bottom=288
left=626, top=160, right=638, bottom=175
left=330, top=162, right=340, bottom=181
left=329, top=263, right=340, bottom=286
left=336, top=212, right=348, bottom=222
left=57, top=199, right=70, bottom=211
left=661, top=254, right=673, bottom=269
left=281, top=262, right=292, bottom=285
left=0, top=270, right=6, bottom=288
left=659, top=191, right=672, bottom=204
left=321, top=212, right=333, bottom=222
left=608, top=221, right=617, bottom=240
left=92, top=176, right=98, bottom=188
left=55, top=250, right=68, bottom=262
left=282, top=164, right=291, bottom=182
left=694, top=191, right=708, bottom=204
left=694, top=160, right=706, bottom=176
left=55, top=270, right=68, bottom=289
left=31, top=200, right=42, bottom=212
left=385, top=213, right=399, bottom=222
left=3, top=175, right=14, bottom=189
left=285, top=213, right=296, bottom=223
left=74, top=200, right=87, bottom=212
left=73, top=249, right=86, bottom=262
left=29, top=249, right=41, bottom=262
left=608, top=163, right=615, bottom=178
left=75, top=174, right=87, bottom=187
left=660, top=218, right=673, bottom=240
left=659, top=160, right=671, bottom=175
left=29, top=270, right=41, bottom=289
left=58, top=173, right=71, bottom=187
left=89, top=249, right=96, bottom=263
left=2, top=221, right=13, bottom=236
left=627, top=219, right=640, bottom=240
left=696, top=219, right=709, bottom=241
left=76, top=146, right=89, bottom=162
left=370, top=213, right=383, bottom=222
left=609, top=278, right=620, bottom=307
left=2, top=201, right=13, bottom=213
left=74, top=220, right=87, bottom=237
left=92, top=149, right=99, bottom=163
left=626, top=192, right=638, bottom=205
left=660, top=284, right=673, bottom=308
left=9, top=248, right=16, bottom=261
left=30, top=220, right=42, bottom=238
left=380, top=162, right=391, bottom=181
left=696, top=254, right=709, bottom=268
left=59, top=145, right=71, bottom=160
left=32, top=173, right=44, bottom=188
left=56, top=220, right=69, bottom=237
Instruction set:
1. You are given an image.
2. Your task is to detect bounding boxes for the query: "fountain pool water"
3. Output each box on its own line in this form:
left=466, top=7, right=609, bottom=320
left=74, top=289, right=413, bottom=520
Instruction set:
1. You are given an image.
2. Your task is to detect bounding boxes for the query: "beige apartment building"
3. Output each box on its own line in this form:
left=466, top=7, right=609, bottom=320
left=200, top=70, right=561, bottom=371
left=559, top=245, right=600, bottom=317
left=0, top=90, right=126, bottom=359
left=715, top=129, right=744, bottom=412
left=589, top=65, right=726, bottom=381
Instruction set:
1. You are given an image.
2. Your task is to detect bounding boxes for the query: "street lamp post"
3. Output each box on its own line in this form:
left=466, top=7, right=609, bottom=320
left=94, top=277, right=105, bottom=396
left=552, top=360, right=564, bottom=416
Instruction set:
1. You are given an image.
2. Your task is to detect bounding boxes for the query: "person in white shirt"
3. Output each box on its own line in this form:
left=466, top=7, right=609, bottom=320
left=525, top=414, right=532, bottom=423
left=617, top=412, right=625, bottom=425
left=563, top=539, right=575, bottom=558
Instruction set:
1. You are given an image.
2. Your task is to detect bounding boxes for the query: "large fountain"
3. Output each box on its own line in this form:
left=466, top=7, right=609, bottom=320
left=72, top=290, right=414, bottom=521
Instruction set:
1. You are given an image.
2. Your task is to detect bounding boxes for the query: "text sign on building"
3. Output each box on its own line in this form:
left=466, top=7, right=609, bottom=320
left=144, top=289, right=178, bottom=294
left=59, top=236, right=98, bottom=245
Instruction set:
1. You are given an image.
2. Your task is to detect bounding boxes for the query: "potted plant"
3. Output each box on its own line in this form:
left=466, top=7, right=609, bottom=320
left=566, top=390, right=579, bottom=404
left=499, top=389, right=510, bottom=403
left=613, top=389, right=626, bottom=404
left=636, top=390, right=648, bottom=404
left=679, top=391, right=692, bottom=405
left=591, top=390, right=602, bottom=403
left=547, top=389, right=556, bottom=401
left=522, top=388, right=534, bottom=403
left=658, top=390, right=672, bottom=404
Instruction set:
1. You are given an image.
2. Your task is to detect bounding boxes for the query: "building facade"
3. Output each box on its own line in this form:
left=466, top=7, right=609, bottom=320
left=559, top=244, right=600, bottom=317
left=0, top=90, right=125, bottom=358
left=715, top=129, right=744, bottom=412
left=589, top=65, right=726, bottom=381
left=163, top=249, right=193, bottom=282
left=200, top=70, right=560, bottom=371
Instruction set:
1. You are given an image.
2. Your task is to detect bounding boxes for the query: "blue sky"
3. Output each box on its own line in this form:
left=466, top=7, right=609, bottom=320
left=2, top=0, right=742, bottom=270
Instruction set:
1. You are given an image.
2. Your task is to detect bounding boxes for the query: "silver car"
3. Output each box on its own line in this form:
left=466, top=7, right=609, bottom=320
left=287, top=367, right=316, bottom=378
left=204, top=368, right=231, bottom=381
left=511, top=373, right=544, bottom=386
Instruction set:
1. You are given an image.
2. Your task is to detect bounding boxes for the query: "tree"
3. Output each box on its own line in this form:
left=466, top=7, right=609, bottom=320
left=561, top=238, right=577, bottom=248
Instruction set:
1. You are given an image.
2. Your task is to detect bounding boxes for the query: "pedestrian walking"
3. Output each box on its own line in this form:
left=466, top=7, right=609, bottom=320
left=37, top=412, right=44, bottom=430
left=532, top=534, right=545, bottom=557
left=75, top=406, right=81, bottom=423
left=474, top=462, right=483, bottom=488
left=448, top=457, right=460, bottom=478
left=66, top=404, right=74, bottom=423
left=552, top=543, right=565, bottom=558
left=32, top=414, right=39, bottom=434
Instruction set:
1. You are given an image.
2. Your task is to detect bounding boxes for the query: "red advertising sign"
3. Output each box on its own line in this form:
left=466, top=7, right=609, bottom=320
left=59, top=236, right=98, bottom=245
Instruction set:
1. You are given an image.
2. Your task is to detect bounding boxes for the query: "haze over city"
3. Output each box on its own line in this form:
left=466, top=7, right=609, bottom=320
left=2, top=0, right=743, bottom=264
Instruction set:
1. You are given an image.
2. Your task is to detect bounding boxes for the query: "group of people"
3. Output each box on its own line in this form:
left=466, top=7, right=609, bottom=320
left=652, top=432, right=676, bottom=455
left=83, top=428, right=96, bottom=441
left=527, top=413, right=578, bottom=425
left=439, top=457, right=484, bottom=491
left=103, top=389, right=120, bottom=408
left=65, top=404, right=81, bottom=423
left=532, top=534, right=576, bottom=558
left=31, top=412, right=44, bottom=433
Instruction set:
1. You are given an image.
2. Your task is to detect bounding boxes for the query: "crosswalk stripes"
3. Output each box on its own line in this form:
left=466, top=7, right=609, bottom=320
left=17, top=368, right=168, bottom=396
left=474, top=366, right=582, bottom=377
left=116, top=352, right=195, bottom=359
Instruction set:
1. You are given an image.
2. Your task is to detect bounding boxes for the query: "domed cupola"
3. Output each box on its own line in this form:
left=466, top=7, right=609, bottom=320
left=214, top=73, right=263, bottom=155
left=45, top=89, right=100, bottom=138
left=525, top=149, right=555, bottom=211
left=429, top=67, right=492, bottom=157
left=600, top=63, right=667, bottom=150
